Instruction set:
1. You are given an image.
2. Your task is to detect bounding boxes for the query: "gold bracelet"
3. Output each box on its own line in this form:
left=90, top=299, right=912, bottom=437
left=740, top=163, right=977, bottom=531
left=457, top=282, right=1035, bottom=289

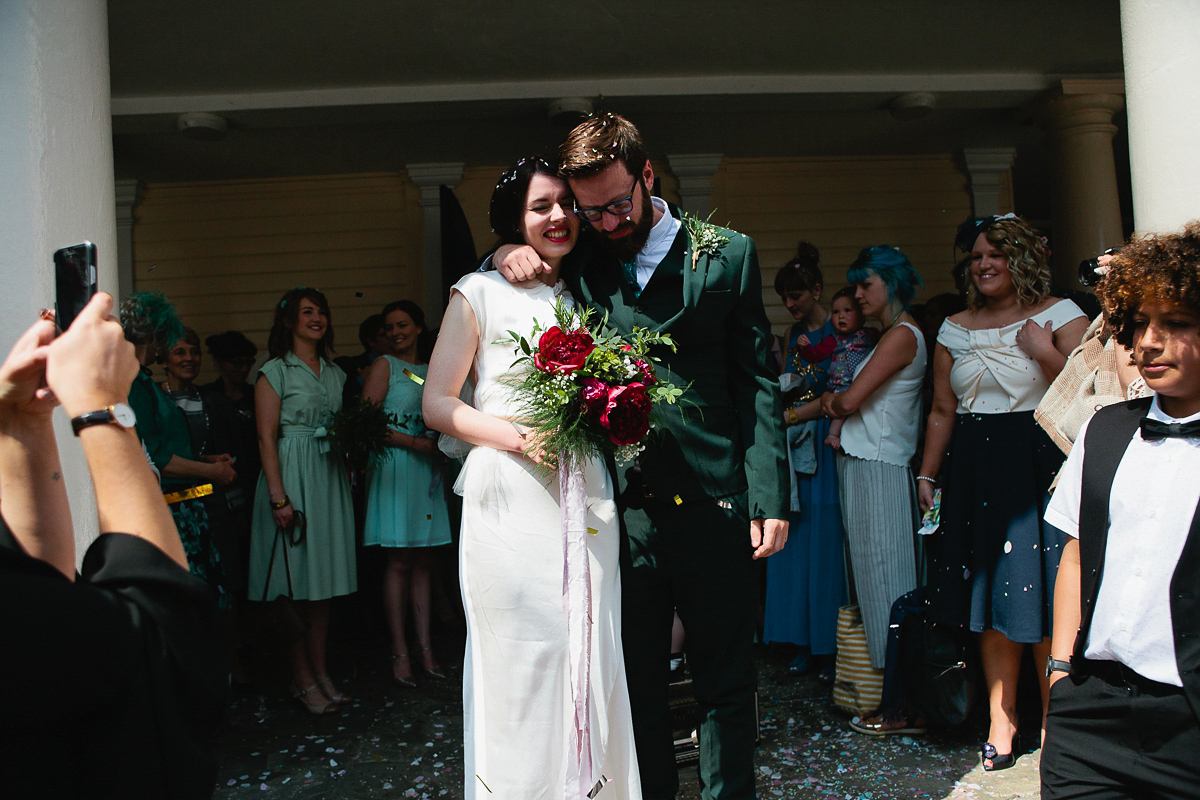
left=272, top=496, right=291, bottom=509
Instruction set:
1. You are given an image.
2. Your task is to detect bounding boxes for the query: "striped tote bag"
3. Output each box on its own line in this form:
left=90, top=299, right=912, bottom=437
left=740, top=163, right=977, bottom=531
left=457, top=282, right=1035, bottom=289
left=832, top=604, right=884, bottom=716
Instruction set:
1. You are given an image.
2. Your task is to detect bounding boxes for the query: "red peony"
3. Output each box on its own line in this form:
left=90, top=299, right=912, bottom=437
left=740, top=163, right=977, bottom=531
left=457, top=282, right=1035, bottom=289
left=600, top=382, right=652, bottom=446
left=579, top=377, right=610, bottom=418
left=534, top=326, right=594, bottom=374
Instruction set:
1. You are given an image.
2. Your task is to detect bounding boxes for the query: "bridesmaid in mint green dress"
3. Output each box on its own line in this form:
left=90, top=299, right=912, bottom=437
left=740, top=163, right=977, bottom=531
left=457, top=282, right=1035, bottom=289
left=362, top=300, right=451, bottom=686
left=248, top=287, right=356, bottom=715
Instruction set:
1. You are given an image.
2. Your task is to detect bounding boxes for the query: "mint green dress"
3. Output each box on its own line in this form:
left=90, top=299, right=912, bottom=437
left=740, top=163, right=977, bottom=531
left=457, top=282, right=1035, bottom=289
left=248, top=352, right=357, bottom=601
left=363, top=357, right=452, bottom=548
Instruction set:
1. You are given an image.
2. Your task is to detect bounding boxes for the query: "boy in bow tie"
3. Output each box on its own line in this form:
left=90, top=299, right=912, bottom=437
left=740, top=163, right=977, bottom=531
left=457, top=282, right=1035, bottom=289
left=1041, top=223, right=1200, bottom=799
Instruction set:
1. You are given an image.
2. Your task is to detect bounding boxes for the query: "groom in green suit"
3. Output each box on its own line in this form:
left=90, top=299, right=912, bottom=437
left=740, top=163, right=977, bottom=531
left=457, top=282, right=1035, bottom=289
left=496, top=113, right=789, bottom=800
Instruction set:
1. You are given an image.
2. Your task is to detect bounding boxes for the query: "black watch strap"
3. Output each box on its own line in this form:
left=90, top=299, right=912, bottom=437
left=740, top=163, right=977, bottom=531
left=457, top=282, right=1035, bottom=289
left=1046, top=656, right=1072, bottom=678
left=71, top=408, right=115, bottom=435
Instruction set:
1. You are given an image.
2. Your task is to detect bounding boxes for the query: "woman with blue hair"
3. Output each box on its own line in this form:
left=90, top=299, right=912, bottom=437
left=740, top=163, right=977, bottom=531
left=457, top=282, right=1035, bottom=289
left=819, top=245, right=927, bottom=733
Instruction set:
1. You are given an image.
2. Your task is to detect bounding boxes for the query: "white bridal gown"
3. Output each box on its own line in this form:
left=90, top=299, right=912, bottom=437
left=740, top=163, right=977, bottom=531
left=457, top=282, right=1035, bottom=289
left=451, top=270, right=641, bottom=800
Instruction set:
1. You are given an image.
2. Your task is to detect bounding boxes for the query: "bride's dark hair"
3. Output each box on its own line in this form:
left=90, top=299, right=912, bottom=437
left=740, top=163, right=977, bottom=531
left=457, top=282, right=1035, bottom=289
left=489, top=155, right=562, bottom=246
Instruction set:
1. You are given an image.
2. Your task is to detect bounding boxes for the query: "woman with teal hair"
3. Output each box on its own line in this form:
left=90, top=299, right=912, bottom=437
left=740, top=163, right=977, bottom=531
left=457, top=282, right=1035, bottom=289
left=120, top=291, right=238, bottom=609
left=819, top=246, right=927, bottom=734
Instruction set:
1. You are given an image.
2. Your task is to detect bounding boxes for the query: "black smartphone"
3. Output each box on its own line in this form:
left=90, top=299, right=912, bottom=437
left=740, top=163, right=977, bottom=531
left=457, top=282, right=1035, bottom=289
left=54, top=242, right=98, bottom=331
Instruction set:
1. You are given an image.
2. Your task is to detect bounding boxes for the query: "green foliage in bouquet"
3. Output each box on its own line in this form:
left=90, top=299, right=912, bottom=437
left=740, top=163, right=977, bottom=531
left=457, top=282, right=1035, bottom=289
left=328, top=396, right=400, bottom=473
left=501, top=299, right=687, bottom=473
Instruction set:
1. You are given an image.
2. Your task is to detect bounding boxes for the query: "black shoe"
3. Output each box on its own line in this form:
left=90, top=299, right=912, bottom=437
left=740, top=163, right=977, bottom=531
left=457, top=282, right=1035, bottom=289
left=981, top=740, right=1017, bottom=771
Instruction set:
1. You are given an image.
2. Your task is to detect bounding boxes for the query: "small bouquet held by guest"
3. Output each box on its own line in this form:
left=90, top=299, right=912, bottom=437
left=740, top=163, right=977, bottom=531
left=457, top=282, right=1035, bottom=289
left=327, top=396, right=401, bottom=475
left=502, top=298, right=684, bottom=471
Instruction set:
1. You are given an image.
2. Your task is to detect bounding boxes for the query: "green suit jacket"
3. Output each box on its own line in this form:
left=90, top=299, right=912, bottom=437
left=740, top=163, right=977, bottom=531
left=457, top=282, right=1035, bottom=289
left=569, top=205, right=788, bottom=521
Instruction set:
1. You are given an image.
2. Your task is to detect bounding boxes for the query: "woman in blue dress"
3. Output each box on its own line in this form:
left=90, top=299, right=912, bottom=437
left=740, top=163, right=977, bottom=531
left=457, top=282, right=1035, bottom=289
left=763, top=243, right=846, bottom=680
left=363, top=300, right=452, bottom=686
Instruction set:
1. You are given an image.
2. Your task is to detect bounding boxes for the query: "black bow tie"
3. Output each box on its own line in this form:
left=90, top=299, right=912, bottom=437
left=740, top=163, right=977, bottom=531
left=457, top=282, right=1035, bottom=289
left=1139, top=417, right=1200, bottom=441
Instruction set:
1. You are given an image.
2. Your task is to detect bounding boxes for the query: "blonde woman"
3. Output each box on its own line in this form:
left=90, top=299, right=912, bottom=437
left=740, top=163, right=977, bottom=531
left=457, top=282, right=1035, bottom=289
left=918, top=216, right=1088, bottom=768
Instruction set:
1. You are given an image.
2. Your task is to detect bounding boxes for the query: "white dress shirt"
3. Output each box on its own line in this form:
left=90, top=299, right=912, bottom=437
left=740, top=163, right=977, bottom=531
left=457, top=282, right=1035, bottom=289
left=1044, top=395, right=1200, bottom=686
left=627, top=196, right=681, bottom=290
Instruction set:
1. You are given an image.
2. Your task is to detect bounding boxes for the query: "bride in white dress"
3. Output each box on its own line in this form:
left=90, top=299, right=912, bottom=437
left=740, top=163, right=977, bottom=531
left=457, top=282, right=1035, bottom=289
left=423, top=156, right=641, bottom=800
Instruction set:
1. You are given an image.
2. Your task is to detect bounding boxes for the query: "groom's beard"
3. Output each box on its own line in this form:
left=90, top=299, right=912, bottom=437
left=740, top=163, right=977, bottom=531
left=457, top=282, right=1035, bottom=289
left=598, top=183, right=654, bottom=263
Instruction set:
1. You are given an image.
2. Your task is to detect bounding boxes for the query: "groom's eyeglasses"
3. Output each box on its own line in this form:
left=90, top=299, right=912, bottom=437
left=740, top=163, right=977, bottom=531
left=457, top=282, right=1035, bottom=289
left=574, top=179, right=638, bottom=222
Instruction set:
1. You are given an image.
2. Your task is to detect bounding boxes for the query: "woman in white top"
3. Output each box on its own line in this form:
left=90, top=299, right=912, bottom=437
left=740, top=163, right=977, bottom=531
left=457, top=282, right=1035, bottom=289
left=819, top=246, right=927, bottom=687
left=917, top=215, right=1087, bottom=769
left=423, top=156, right=640, bottom=800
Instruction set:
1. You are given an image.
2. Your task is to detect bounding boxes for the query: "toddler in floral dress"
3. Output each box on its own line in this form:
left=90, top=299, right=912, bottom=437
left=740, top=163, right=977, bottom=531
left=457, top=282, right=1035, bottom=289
left=793, top=287, right=880, bottom=449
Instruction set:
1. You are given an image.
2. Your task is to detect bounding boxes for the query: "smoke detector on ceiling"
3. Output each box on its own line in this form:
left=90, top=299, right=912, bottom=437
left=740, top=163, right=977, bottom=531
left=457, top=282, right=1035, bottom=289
left=176, top=112, right=228, bottom=141
left=548, top=97, right=594, bottom=125
left=889, top=92, right=937, bottom=121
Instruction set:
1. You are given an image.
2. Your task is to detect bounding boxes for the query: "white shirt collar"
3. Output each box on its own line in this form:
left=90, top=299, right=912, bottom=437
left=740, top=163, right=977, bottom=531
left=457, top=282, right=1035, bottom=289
left=1147, top=394, right=1200, bottom=424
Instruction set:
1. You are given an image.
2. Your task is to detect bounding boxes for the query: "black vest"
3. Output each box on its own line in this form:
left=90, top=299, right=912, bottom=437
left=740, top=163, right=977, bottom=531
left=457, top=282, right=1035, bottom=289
left=1077, top=397, right=1200, bottom=719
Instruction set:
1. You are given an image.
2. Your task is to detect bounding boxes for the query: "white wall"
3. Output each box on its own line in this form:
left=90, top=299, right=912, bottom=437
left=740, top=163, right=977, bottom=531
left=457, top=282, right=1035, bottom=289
left=0, top=0, right=117, bottom=555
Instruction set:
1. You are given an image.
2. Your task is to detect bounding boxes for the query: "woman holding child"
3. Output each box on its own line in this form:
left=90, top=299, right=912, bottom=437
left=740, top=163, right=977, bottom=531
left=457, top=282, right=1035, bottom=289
left=918, top=215, right=1087, bottom=768
left=763, top=243, right=848, bottom=681
left=423, top=155, right=640, bottom=799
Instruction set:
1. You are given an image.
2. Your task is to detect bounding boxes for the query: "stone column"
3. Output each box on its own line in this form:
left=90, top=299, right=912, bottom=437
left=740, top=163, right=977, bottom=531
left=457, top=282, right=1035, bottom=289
left=114, top=179, right=142, bottom=302
left=405, top=162, right=465, bottom=326
left=0, top=0, right=115, bottom=554
left=1037, top=79, right=1126, bottom=289
left=1121, top=0, right=1200, bottom=232
left=962, top=148, right=1016, bottom=217
left=667, top=154, right=724, bottom=218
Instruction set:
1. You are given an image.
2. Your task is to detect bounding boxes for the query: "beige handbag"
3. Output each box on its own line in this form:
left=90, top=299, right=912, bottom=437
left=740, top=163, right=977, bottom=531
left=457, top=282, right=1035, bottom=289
left=832, top=604, right=884, bottom=716
left=1034, top=316, right=1126, bottom=455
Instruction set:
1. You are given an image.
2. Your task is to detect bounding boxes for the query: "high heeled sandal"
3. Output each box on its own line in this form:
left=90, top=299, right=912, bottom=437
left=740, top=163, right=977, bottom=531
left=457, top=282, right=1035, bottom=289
left=849, top=713, right=927, bottom=736
left=420, top=646, right=446, bottom=680
left=981, top=740, right=1017, bottom=771
left=391, top=653, right=417, bottom=687
left=315, top=675, right=350, bottom=704
left=292, top=682, right=338, bottom=715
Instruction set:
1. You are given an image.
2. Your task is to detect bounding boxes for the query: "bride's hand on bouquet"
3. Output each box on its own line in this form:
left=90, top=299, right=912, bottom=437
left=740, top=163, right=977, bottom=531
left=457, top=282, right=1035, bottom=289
left=510, top=424, right=557, bottom=471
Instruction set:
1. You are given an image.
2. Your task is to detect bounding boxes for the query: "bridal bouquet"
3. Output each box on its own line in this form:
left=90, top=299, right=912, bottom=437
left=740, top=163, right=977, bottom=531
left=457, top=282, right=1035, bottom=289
left=502, top=300, right=685, bottom=468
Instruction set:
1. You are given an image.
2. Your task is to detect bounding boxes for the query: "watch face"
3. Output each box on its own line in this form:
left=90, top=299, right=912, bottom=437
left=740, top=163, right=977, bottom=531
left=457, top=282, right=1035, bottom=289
left=110, top=402, right=137, bottom=428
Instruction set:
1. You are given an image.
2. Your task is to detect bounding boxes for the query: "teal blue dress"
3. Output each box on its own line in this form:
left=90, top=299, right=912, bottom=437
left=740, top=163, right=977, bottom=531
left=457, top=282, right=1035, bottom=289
left=363, top=357, right=452, bottom=548
left=763, top=319, right=847, bottom=655
left=248, top=353, right=357, bottom=601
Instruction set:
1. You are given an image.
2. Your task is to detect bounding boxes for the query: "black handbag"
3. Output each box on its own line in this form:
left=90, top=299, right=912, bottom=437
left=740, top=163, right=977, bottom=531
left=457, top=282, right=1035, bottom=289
left=896, top=587, right=977, bottom=728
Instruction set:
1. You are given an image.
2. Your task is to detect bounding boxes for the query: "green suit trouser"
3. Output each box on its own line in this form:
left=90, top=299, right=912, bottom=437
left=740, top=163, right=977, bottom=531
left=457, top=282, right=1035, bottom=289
left=619, top=486, right=759, bottom=800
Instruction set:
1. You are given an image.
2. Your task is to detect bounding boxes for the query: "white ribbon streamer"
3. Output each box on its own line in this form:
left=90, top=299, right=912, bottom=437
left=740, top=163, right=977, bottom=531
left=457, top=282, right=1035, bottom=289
left=559, top=451, right=594, bottom=798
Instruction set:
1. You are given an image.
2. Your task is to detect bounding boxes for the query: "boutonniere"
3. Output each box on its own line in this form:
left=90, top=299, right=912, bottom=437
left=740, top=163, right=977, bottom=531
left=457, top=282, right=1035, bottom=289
left=683, top=211, right=731, bottom=270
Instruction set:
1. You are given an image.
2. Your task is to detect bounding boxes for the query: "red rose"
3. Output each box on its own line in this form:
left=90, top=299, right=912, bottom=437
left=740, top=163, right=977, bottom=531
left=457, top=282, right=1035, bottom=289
left=533, top=326, right=594, bottom=374
left=600, top=382, right=652, bottom=446
left=579, top=376, right=610, bottom=417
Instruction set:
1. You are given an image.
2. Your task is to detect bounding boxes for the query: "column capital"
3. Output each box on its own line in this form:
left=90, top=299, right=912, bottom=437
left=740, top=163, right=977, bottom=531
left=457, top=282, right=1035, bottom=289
left=667, top=153, right=723, bottom=218
left=961, top=148, right=1016, bottom=217
left=114, top=178, right=142, bottom=221
left=406, top=162, right=464, bottom=205
left=1036, top=80, right=1125, bottom=135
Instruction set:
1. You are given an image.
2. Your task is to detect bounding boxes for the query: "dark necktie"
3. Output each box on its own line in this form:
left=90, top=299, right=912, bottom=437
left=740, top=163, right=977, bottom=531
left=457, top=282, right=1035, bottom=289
left=622, top=259, right=641, bottom=297
left=1139, top=417, right=1200, bottom=441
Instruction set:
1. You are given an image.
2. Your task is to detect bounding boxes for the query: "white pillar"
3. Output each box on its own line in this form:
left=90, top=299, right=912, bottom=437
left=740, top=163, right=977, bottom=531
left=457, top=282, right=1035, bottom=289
left=1121, top=0, right=1200, bottom=232
left=962, top=148, right=1016, bottom=217
left=0, top=0, right=114, bottom=556
left=115, top=179, right=142, bottom=303
left=405, top=163, right=464, bottom=327
left=667, top=154, right=724, bottom=218
left=1037, top=80, right=1126, bottom=288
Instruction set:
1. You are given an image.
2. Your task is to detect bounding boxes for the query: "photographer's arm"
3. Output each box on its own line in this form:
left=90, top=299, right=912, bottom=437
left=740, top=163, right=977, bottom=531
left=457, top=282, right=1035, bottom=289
left=45, top=294, right=188, bottom=570
left=0, top=317, right=75, bottom=577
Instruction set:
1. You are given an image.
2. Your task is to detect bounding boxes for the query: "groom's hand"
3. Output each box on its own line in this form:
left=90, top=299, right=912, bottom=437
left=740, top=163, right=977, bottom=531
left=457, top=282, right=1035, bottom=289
left=495, top=243, right=551, bottom=286
left=751, top=517, right=788, bottom=559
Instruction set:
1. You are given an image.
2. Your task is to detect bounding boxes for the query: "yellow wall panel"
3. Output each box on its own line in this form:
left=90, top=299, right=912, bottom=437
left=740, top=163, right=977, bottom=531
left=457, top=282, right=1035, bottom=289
left=133, top=172, right=421, bottom=384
